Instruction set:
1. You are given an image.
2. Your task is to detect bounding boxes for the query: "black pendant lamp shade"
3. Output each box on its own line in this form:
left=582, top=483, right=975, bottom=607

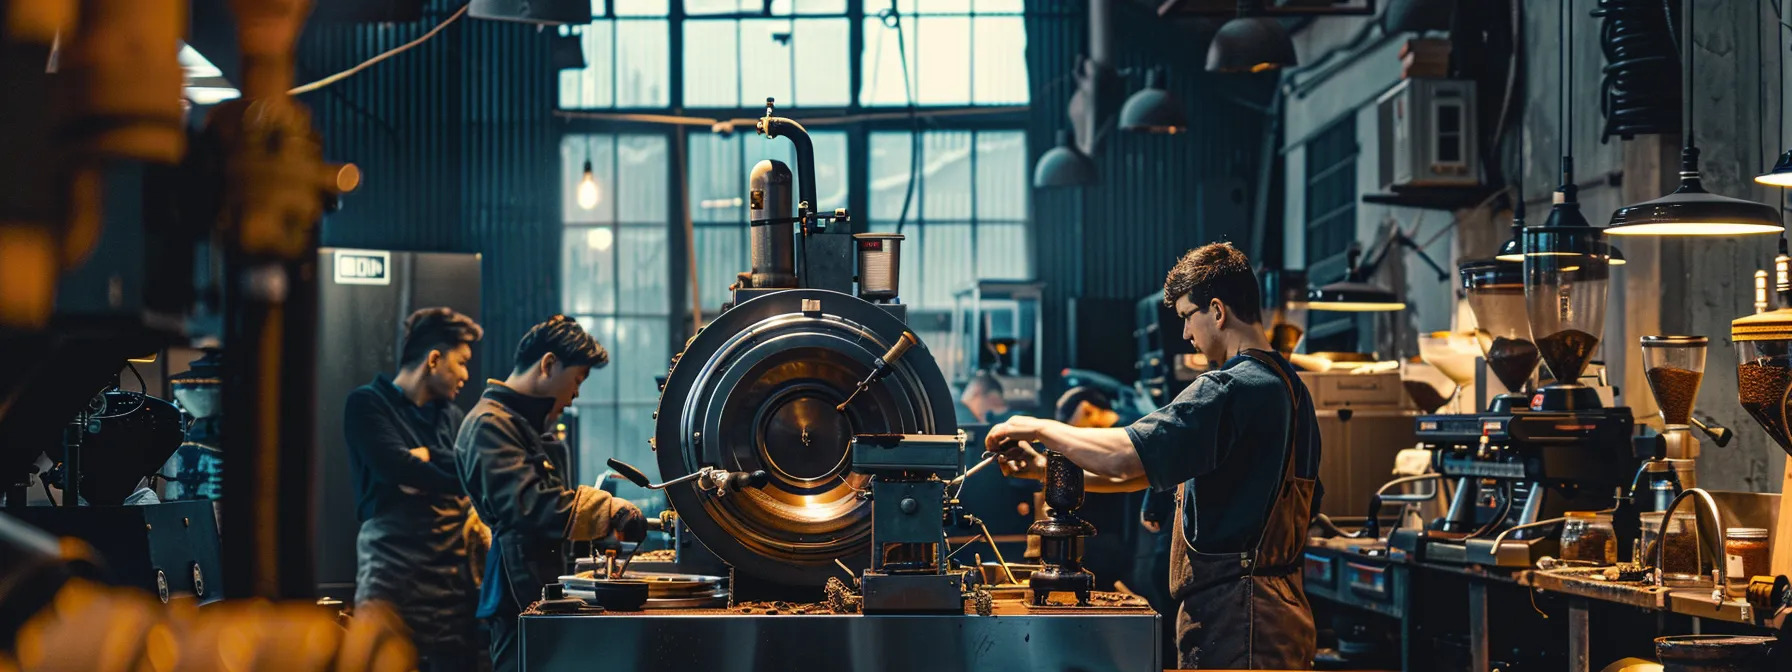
left=1305, top=280, right=1406, bottom=312
left=1608, top=149, right=1783, bottom=236
left=1033, top=130, right=1097, bottom=188
left=1207, top=17, right=1297, bottom=74
left=1305, top=245, right=1405, bottom=312
left=470, top=0, right=590, bottom=25
left=1608, top=0, right=1782, bottom=237
left=1757, top=148, right=1792, bottom=187
left=1120, top=69, right=1188, bottom=134
left=1495, top=218, right=1524, bottom=262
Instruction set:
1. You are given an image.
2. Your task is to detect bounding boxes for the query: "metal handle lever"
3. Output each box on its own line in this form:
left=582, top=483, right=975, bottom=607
left=607, top=458, right=765, bottom=495
left=836, top=332, right=919, bottom=412
left=1691, top=416, right=1732, bottom=447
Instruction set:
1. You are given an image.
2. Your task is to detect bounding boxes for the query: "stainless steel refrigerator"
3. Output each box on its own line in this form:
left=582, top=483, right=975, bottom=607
left=311, top=248, right=482, bottom=598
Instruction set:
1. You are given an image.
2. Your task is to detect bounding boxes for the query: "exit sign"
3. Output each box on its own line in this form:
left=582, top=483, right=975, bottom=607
left=334, top=250, right=391, bottom=285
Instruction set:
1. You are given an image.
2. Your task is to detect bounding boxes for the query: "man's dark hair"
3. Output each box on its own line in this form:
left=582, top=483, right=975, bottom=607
left=1054, top=386, right=1113, bottom=423
left=399, top=308, right=483, bottom=368
left=513, top=315, right=609, bottom=374
left=965, top=370, right=1004, bottom=397
left=1162, top=242, right=1263, bottom=325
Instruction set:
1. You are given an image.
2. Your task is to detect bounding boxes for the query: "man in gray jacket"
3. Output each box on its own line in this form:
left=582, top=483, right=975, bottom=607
left=457, top=315, right=646, bottom=672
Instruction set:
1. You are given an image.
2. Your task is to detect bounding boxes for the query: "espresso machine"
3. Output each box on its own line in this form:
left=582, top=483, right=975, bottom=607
left=1402, top=225, right=1638, bottom=567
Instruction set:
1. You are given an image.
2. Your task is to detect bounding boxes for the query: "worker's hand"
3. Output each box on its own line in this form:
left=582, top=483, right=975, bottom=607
left=409, top=446, right=431, bottom=462
left=612, top=500, right=648, bottom=543
left=994, top=438, right=1047, bottom=482
left=986, top=415, right=1049, bottom=454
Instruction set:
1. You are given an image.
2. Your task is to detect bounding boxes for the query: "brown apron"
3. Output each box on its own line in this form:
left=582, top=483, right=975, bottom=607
left=1170, top=349, right=1317, bottom=670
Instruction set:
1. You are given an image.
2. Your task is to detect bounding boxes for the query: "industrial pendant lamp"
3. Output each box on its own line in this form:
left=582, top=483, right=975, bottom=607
left=1757, top=14, right=1792, bottom=189
left=1607, top=1, right=1782, bottom=236
left=1033, top=130, right=1097, bottom=188
left=1306, top=244, right=1406, bottom=312
left=1207, top=1, right=1297, bottom=74
left=1120, top=68, right=1188, bottom=134
left=1527, top=0, right=1603, bottom=259
left=1759, top=150, right=1792, bottom=187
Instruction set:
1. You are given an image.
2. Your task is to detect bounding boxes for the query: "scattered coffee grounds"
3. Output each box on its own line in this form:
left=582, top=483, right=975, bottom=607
left=1403, top=380, right=1450, bottom=413
left=1484, top=336, right=1540, bottom=393
left=1737, top=362, right=1792, bottom=452
left=1537, top=329, right=1600, bottom=382
left=1645, top=366, right=1703, bottom=425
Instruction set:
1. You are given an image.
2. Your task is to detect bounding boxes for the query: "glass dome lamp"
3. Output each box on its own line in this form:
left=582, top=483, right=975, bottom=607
left=1461, top=258, right=1535, bottom=413
left=1523, top=222, right=1612, bottom=411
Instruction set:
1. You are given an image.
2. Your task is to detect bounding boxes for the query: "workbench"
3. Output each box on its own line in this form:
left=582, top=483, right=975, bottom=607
left=516, top=596, right=1161, bottom=672
left=1304, top=536, right=1782, bottom=672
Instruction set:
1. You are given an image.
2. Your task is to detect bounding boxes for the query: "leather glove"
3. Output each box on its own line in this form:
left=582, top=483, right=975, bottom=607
left=612, top=500, right=648, bottom=543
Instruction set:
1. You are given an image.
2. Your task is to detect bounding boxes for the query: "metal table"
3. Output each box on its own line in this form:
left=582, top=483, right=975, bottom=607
left=518, top=602, right=1161, bottom=672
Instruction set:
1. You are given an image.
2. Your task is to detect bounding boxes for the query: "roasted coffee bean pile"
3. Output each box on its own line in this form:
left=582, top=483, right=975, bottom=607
left=1537, top=329, right=1600, bottom=382
left=1485, top=336, right=1540, bottom=393
left=1644, top=366, right=1702, bottom=425
left=1738, top=362, right=1792, bottom=451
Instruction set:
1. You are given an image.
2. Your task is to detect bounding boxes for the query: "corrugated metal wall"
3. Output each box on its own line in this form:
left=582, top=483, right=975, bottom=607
left=1027, top=1, right=1278, bottom=384
left=298, top=0, right=561, bottom=368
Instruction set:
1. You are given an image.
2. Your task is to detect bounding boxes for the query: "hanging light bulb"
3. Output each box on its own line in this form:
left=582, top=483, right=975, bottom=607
left=576, top=159, right=600, bottom=210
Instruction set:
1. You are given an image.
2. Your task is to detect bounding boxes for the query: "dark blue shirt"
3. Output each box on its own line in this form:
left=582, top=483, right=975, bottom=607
left=1126, top=351, right=1323, bottom=554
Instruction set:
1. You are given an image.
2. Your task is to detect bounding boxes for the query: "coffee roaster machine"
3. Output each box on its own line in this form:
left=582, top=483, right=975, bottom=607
left=515, top=101, right=1157, bottom=671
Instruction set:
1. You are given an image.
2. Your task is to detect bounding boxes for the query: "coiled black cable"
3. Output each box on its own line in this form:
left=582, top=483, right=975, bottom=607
left=1592, top=0, right=1682, bottom=141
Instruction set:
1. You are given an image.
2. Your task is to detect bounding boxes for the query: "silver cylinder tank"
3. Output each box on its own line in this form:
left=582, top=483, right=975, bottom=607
left=748, top=159, right=797, bottom=288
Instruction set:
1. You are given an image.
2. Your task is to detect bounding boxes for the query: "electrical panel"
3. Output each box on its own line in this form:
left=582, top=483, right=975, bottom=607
left=1377, top=78, right=1481, bottom=190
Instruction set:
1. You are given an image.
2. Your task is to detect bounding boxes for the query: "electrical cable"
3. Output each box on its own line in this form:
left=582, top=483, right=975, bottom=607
left=1592, top=0, right=1683, bottom=140
left=288, top=4, right=470, bottom=95
left=41, top=478, right=58, bottom=506
left=126, top=362, right=146, bottom=395
left=878, top=1, right=921, bottom=237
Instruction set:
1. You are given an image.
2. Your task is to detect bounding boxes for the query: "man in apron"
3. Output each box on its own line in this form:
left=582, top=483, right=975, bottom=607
left=342, top=308, right=484, bottom=671
left=990, top=242, right=1321, bottom=670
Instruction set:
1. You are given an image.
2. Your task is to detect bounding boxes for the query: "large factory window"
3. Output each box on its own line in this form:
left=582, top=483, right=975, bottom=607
left=560, top=133, right=673, bottom=491
left=858, top=0, right=1028, bottom=106
left=1303, top=117, right=1360, bottom=352
left=686, top=130, right=851, bottom=312
left=682, top=6, right=852, bottom=109
left=558, top=0, right=672, bottom=109
left=866, top=129, right=1029, bottom=357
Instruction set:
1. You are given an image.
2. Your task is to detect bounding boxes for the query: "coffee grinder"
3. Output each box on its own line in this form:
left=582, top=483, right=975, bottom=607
left=1462, top=259, right=1539, bottom=413
left=1729, top=310, right=1792, bottom=577
left=1402, top=225, right=1638, bottom=567
left=1632, top=336, right=1732, bottom=506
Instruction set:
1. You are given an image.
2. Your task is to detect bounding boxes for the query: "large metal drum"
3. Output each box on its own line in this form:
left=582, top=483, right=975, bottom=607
left=654, top=289, right=957, bottom=587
